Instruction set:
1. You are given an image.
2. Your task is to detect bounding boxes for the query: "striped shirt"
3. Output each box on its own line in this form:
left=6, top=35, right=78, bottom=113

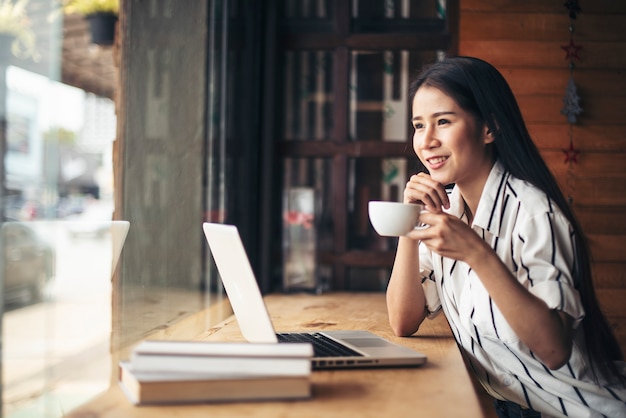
left=420, top=161, right=626, bottom=418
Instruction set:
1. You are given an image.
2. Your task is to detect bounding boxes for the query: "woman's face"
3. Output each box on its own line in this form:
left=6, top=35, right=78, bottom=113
left=411, top=86, right=494, bottom=189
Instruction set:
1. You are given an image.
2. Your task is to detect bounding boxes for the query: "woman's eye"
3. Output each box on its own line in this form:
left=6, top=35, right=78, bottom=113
left=413, top=122, right=424, bottom=130
left=437, top=119, right=450, bottom=126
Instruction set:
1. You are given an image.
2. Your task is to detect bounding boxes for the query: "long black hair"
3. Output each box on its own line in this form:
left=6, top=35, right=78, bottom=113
left=409, top=56, right=623, bottom=384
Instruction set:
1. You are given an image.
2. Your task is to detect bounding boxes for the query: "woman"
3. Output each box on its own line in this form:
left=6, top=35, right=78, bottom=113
left=386, top=56, right=625, bottom=417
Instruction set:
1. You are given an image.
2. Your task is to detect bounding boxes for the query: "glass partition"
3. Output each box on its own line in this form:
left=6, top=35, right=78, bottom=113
left=0, top=1, right=246, bottom=416
left=0, top=0, right=121, bottom=414
left=2, top=221, right=126, bottom=417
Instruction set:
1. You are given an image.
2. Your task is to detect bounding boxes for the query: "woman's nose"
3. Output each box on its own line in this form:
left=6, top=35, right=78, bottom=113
left=415, top=126, right=438, bottom=150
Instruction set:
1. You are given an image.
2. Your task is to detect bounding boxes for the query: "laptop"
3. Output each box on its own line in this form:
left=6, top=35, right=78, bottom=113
left=202, top=222, right=427, bottom=369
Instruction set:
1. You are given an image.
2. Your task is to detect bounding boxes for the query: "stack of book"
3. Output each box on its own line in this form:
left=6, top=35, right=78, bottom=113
left=118, top=340, right=314, bottom=405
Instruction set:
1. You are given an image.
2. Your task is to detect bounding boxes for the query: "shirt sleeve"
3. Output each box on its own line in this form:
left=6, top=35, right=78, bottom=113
left=419, top=242, right=442, bottom=318
left=516, top=210, right=585, bottom=327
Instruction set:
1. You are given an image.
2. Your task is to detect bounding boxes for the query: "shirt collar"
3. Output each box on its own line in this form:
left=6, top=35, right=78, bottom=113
left=447, top=161, right=508, bottom=236
left=472, top=160, right=507, bottom=236
left=447, top=186, right=465, bottom=218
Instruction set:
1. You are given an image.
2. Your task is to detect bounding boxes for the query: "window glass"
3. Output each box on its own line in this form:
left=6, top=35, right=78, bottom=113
left=283, top=51, right=334, bottom=141
left=282, top=158, right=332, bottom=292
left=0, top=1, right=234, bottom=416
left=352, top=0, right=446, bottom=32
left=348, top=156, right=413, bottom=251
left=281, top=0, right=334, bottom=20
left=2, top=221, right=120, bottom=417
left=1, top=1, right=122, bottom=415
left=349, top=49, right=439, bottom=142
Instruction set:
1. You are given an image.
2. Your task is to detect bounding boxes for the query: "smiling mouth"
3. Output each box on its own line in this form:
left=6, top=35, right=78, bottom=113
left=427, top=156, right=448, bottom=165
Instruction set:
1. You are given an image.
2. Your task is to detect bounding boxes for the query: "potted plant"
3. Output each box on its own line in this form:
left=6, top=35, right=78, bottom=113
left=0, top=0, right=37, bottom=61
left=62, top=0, right=119, bottom=46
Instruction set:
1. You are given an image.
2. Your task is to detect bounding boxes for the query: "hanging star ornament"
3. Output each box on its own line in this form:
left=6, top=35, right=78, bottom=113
left=564, top=0, right=582, bottom=20
left=561, top=77, right=583, bottom=123
left=563, top=140, right=580, bottom=165
left=561, top=37, right=583, bottom=61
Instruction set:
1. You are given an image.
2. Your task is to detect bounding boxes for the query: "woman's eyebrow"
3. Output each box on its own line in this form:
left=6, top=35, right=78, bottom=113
left=411, top=111, right=456, bottom=122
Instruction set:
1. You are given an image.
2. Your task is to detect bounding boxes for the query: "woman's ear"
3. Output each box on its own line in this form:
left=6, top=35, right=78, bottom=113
left=483, top=124, right=495, bottom=145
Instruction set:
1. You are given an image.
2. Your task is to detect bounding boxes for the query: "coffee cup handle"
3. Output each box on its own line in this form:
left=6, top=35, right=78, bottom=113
left=413, top=210, right=429, bottom=230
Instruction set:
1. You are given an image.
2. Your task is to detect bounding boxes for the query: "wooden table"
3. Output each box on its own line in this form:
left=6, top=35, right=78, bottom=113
left=67, top=292, right=486, bottom=417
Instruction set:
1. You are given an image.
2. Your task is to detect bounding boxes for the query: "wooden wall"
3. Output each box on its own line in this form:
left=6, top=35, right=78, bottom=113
left=459, top=1, right=626, bottom=352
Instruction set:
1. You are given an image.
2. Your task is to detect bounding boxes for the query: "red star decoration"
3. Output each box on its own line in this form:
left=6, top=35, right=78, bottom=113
left=563, top=141, right=579, bottom=164
left=561, top=38, right=582, bottom=61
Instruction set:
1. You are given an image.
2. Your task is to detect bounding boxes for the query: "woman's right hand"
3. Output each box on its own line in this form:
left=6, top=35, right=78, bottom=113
left=403, top=172, right=449, bottom=213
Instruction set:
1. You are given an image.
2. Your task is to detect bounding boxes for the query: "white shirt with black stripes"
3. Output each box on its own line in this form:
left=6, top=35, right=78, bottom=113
left=420, top=161, right=626, bottom=418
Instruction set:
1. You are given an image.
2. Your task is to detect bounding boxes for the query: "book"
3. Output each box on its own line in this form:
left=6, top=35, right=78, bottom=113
left=129, top=340, right=313, bottom=377
left=118, top=361, right=312, bottom=405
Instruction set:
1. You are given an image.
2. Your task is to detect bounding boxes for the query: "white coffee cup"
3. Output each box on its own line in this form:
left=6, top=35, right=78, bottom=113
left=368, top=201, right=426, bottom=237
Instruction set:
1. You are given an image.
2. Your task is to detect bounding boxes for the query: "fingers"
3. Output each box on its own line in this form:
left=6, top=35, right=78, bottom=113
left=407, top=212, right=479, bottom=263
left=404, top=173, right=450, bottom=212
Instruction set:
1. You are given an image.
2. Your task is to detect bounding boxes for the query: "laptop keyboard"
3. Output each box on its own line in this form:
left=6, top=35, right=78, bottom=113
left=276, top=332, right=364, bottom=358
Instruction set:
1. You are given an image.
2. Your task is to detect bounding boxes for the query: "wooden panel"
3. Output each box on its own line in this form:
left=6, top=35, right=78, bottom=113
left=554, top=176, right=626, bottom=206
left=593, top=263, right=626, bottom=288
left=499, top=68, right=568, bottom=96
left=542, top=151, right=626, bottom=177
left=516, top=96, right=569, bottom=124
left=588, top=235, right=626, bottom=262
left=500, top=68, right=626, bottom=97
left=596, top=289, right=626, bottom=317
left=461, top=13, right=568, bottom=42
left=462, top=0, right=626, bottom=14
left=513, top=95, right=626, bottom=125
left=460, top=41, right=626, bottom=70
left=529, top=125, right=626, bottom=151
left=462, top=0, right=561, bottom=13
left=462, top=13, right=626, bottom=42
left=575, top=206, right=626, bottom=235
left=567, top=70, right=626, bottom=97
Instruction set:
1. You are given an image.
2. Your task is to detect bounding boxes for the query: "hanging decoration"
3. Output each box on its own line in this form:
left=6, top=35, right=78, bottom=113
left=560, top=0, right=582, bottom=165
left=561, top=77, right=582, bottom=124
left=563, top=136, right=580, bottom=164
left=560, top=0, right=582, bottom=204
left=564, top=0, right=582, bottom=19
